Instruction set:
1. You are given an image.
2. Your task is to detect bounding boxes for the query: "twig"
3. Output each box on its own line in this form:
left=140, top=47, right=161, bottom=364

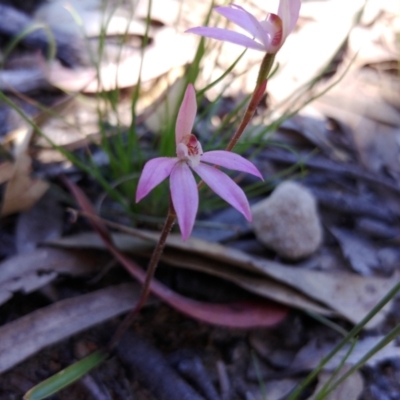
left=169, top=351, right=220, bottom=400
left=217, top=360, right=231, bottom=400
left=117, top=333, right=205, bottom=400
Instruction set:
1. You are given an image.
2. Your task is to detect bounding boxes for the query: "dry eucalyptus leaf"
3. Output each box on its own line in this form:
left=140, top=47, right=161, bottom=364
left=51, top=232, right=395, bottom=327
left=308, top=367, right=364, bottom=400
left=50, top=233, right=332, bottom=315
left=0, top=67, right=48, bottom=93
left=161, top=250, right=333, bottom=316
left=1, top=127, right=48, bottom=216
left=330, top=227, right=381, bottom=276
left=0, top=162, right=14, bottom=185
left=0, top=248, right=106, bottom=307
left=252, top=379, right=299, bottom=400
left=1, top=152, right=49, bottom=216
left=35, top=0, right=157, bottom=39
left=292, top=336, right=400, bottom=373
left=316, top=70, right=400, bottom=128
left=328, top=336, right=400, bottom=368
left=47, top=26, right=196, bottom=92
left=16, top=190, right=64, bottom=254
left=0, top=283, right=143, bottom=373
left=159, top=233, right=396, bottom=328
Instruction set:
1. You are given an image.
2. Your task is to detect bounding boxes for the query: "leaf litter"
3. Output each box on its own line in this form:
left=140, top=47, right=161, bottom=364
left=0, top=0, right=400, bottom=399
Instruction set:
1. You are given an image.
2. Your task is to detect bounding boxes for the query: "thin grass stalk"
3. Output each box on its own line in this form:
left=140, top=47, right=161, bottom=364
left=312, top=339, right=357, bottom=400
left=0, top=91, right=130, bottom=211
left=323, top=322, right=400, bottom=397
left=287, top=280, right=400, bottom=400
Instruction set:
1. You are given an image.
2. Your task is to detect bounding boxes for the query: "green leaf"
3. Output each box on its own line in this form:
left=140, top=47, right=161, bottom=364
left=24, top=351, right=108, bottom=400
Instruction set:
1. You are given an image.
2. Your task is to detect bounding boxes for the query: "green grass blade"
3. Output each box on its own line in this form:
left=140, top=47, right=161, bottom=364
left=251, top=351, right=268, bottom=400
left=0, top=91, right=130, bottom=211
left=23, top=351, right=107, bottom=400
left=2, top=23, right=56, bottom=64
left=196, top=48, right=247, bottom=98
left=313, top=339, right=357, bottom=400
left=287, top=280, right=400, bottom=400
left=325, top=323, right=400, bottom=397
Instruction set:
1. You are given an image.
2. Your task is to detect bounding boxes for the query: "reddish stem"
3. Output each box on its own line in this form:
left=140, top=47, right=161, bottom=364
left=108, top=201, right=176, bottom=349
left=225, top=79, right=268, bottom=152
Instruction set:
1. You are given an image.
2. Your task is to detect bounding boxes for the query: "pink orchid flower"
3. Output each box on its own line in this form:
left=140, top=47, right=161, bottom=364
left=186, top=0, right=301, bottom=54
left=136, top=84, right=263, bottom=241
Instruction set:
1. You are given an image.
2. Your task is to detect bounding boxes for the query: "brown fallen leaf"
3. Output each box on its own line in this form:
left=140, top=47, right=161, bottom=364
left=292, top=335, right=400, bottom=373
left=0, top=248, right=107, bottom=306
left=0, top=68, right=49, bottom=93
left=330, top=227, right=381, bottom=276
left=0, top=162, right=14, bottom=185
left=50, top=228, right=396, bottom=328
left=16, top=190, right=64, bottom=254
left=250, top=379, right=299, bottom=400
left=308, top=367, right=364, bottom=400
left=162, top=249, right=334, bottom=316
left=1, top=152, right=49, bottom=216
left=47, top=26, right=197, bottom=92
left=50, top=232, right=334, bottom=316
left=1, top=127, right=48, bottom=216
left=158, top=234, right=397, bottom=328
left=0, top=283, right=143, bottom=373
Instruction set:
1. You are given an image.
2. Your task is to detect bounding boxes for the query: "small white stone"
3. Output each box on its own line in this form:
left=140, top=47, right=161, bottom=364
left=251, top=181, right=323, bottom=260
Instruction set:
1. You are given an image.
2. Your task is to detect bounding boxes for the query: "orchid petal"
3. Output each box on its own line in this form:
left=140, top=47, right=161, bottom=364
left=136, top=157, right=177, bottom=202
left=170, top=162, right=198, bottom=241
left=186, top=27, right=265, bottom=51
left=278, top=0, right=301, bottom=39
left=193, top=163, right=252, bottom=221
left=201, top=151, right=263, bottom=180
left=215, top=5, right=270, bottom=48
left=176, top=84, right=197, bottom=145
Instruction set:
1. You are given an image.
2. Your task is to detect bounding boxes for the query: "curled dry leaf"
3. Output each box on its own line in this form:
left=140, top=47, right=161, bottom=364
left=0, top=283, right=143, bottom=373
left=1, top=127, right=48, bottom=217
left=1, top=152, right=49, bottom=216
left=50, top=232, right=333, bottom=316
left=51, top=228, right=396, bottom=328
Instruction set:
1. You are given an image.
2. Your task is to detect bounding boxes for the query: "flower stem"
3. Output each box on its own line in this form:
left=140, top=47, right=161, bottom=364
left=257, top=53, right=275, bottom=86
left=224, top=79, right=267, bottom=152
left=225, top=53, right=274, bottom=152
left=108, top=200, right=176, bottom=350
